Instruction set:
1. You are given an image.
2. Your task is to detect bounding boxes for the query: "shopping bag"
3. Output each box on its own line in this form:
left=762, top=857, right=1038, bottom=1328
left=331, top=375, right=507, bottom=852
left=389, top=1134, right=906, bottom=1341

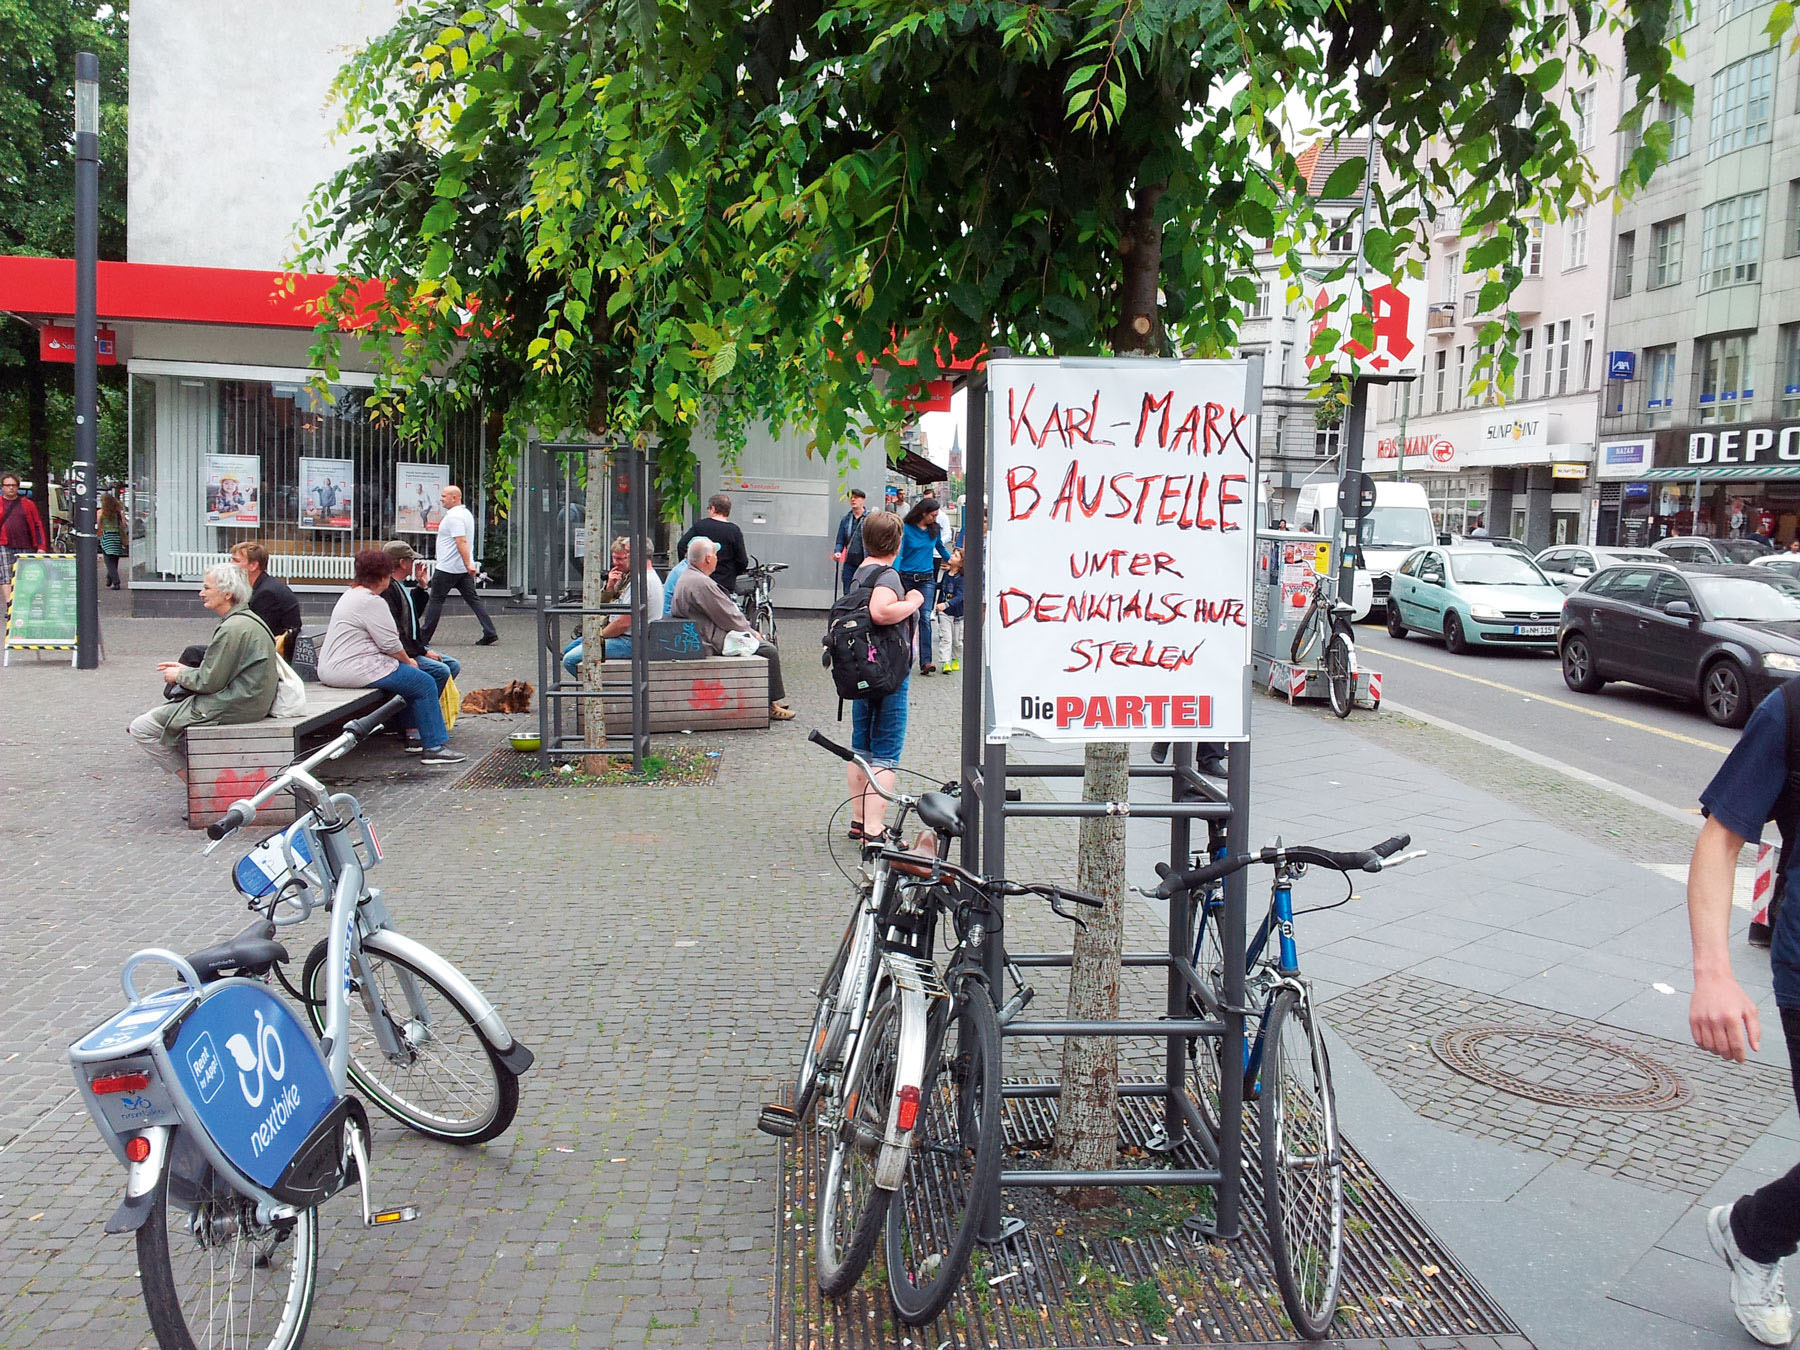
left=440, top=672, right=460, bottom=732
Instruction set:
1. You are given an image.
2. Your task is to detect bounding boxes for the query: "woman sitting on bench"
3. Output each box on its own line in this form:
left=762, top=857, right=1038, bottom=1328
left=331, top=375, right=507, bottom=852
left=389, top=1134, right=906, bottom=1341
left=318, top=549, right=464, bottom=766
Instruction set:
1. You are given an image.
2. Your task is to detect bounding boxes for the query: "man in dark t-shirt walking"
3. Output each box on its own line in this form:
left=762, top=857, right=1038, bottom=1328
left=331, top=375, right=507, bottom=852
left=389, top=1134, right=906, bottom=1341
left=676, top=493, right=750, bottom=600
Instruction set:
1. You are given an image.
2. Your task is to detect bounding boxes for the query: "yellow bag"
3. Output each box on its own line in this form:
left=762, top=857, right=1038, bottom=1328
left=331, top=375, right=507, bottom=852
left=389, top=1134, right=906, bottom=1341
left=440, top=673, right=460, bottom=733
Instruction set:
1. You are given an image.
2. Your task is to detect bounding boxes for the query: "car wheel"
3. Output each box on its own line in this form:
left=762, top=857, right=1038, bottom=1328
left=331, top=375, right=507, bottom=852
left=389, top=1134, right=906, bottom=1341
left=1385, top=603, right=1408, bottom=639
left=1702, top=659, right=1751, bottom=729
left=1561, top=633, right=1604, bottom=693
left=1443, top=611, right=1469, bottom=655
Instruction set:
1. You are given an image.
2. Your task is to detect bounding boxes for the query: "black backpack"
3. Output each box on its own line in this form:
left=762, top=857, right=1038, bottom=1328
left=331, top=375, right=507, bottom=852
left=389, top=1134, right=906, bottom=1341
left=1754, top=682, right=1800, bottom=943
left=822, top=564, right=910, bottom=702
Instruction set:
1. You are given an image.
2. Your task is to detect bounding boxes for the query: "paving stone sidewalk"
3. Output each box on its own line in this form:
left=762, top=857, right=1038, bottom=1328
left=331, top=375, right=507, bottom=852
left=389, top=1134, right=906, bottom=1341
left=0, top=589, right=1787, bottom=1348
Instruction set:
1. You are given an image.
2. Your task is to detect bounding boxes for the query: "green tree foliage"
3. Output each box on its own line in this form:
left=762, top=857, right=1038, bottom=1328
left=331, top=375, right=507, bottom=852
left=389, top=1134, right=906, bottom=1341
left=0, top=0, right=129, bottom=493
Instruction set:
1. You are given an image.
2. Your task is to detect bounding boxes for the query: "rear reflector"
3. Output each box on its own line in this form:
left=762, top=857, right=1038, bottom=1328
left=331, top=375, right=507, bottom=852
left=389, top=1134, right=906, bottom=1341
left=896, top=1084, right=921, bottom=1132
left=91, top=1072, right=150, bottom=1095
left=124, top=1135, right=152, bottom=1163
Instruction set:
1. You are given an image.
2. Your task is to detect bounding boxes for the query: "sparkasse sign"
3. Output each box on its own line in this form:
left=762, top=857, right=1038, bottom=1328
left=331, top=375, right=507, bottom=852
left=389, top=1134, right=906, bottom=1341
left=983, top=358, right=1258, bottom=744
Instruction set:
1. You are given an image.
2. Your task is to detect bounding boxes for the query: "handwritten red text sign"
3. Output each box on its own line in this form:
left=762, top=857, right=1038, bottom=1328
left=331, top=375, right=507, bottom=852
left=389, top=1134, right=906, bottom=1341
left=983, top=358, right=1258, bottom=745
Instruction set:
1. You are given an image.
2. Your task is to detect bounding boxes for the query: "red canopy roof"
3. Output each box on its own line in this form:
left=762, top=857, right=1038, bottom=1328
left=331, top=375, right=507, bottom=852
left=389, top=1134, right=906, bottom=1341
left=0, top=255, right=385, bottom=329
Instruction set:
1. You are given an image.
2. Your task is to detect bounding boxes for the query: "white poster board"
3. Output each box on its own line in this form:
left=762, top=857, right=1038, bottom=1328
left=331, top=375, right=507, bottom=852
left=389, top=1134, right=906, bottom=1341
left=984, top=358, right=1258, bottom=744
left=203, top=454, right=261, bottom=528
left=395, top=462, right=449, bottom=534
left=297, top=457, right=354, bottom=530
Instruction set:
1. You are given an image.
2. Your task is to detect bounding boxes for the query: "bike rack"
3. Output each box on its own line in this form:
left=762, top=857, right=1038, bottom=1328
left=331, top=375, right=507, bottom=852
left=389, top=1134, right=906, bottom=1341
left=956, top=361, right=1257, bottom=1241
left=533, top=444, right=653, bottom=771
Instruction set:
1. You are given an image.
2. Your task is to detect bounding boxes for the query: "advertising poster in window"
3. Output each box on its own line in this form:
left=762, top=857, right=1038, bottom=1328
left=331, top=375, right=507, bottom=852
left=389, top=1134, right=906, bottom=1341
left=202, top=453, right=261, bottom=527
left=395, top=463, right=449, bottom=534
left=297, top=457, right=354, bottom=530
left=983, top=357, right=1258, bottom=744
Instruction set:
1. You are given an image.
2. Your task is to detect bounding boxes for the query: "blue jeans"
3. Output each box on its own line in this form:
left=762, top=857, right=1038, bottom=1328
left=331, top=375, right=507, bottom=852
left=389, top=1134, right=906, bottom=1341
left=372, top=663, right=449, bottom=749
left=562, top=636, right=632, bottom=676
left=851, top=676, right=909, bottom=769
left=900, top=572, right=936, bottom=668
left=417, top=654, right=461, bottom=694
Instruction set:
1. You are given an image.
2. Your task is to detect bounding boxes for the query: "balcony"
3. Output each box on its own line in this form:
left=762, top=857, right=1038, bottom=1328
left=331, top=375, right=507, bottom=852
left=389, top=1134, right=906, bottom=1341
left=1427, top=302, right=1457, bottom=331
left=1430, top=206, right=1463, bottom=239
left=1459, top=276, right=1545, bottom=327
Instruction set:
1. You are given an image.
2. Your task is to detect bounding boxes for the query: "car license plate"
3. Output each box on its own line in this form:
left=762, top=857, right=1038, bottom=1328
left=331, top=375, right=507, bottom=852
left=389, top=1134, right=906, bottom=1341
left=1514, top=624, right=1555, bottom=637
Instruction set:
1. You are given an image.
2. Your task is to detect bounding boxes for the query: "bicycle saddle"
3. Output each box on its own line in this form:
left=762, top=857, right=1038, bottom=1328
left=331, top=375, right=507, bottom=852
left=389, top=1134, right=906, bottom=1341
left=916, top=791, right=964, bottom=839
left=185, top=919, right=290, bottom=984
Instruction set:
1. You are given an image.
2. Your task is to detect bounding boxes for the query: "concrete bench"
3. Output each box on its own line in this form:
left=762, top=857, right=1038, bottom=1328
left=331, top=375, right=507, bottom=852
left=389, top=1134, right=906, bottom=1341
left=594, top=655, right=769, bottom=732
left=184, top=687, right=386, bottom=830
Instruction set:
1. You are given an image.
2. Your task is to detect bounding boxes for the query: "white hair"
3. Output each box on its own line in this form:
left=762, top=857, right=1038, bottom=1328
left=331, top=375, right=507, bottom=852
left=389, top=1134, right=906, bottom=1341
left=205, top=562, right=253, bottom=605
left=686, top=537, right=719, bottom=566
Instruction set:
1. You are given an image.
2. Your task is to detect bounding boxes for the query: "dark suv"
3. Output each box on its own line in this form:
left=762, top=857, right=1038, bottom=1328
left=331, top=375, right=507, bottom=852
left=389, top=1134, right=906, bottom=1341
left=1558, top=562, right=1800, bottom=727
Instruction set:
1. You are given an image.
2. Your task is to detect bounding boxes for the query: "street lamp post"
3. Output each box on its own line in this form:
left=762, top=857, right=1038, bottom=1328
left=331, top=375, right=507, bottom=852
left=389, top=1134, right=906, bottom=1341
left=72, top=51, right=100, bottom=668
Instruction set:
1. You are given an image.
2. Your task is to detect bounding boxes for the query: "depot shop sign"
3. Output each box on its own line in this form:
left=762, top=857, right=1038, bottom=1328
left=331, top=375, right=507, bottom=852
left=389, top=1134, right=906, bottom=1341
left=983, top=358, right=1258, bottom=744
left=1657, top=420, right=1800, bottom=466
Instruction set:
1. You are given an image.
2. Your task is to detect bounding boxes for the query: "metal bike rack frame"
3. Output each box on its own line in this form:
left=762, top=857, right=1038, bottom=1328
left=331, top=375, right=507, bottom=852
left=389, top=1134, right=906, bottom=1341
left=956, top=362, right=1255, bottom=1240
left=534, top=445, right=653, bottom=771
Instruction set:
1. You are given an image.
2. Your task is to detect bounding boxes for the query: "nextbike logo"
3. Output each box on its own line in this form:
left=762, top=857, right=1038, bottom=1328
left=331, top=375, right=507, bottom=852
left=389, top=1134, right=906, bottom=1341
left=223, top=1008, right=304, bottom=1160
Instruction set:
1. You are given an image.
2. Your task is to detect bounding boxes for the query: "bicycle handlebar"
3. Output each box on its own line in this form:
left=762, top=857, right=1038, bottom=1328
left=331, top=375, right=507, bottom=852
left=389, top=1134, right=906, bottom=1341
left=1151, top=832, right=1413, bottom=898
left=346, top=695, right=409, bottom=743
left=871, top=848, right=1105, bottom=915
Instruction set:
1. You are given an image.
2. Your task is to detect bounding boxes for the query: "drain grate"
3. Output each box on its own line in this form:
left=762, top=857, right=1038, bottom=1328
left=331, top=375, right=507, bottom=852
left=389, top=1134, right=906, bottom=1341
left=1430, top=1025, right=1691, bottom=1112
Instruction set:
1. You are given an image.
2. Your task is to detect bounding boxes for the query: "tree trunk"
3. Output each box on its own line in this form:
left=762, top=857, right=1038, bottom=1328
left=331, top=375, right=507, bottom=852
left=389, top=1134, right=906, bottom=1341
left=1051, top=173, right=1169, bottom=1199
left=579, top=442, right=610, bottom=771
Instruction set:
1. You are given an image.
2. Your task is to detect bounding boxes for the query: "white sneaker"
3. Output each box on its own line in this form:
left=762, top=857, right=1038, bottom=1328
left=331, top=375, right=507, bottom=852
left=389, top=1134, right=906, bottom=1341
left=1709, top=1203, right=1796, bottom=1345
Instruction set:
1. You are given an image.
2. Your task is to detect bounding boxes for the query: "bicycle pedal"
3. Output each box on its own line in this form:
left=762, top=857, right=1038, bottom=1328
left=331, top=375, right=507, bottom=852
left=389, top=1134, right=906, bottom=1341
left=365, top=1205, right=419, bottom=1228
left=756, top=1104, right=799, bottom=1139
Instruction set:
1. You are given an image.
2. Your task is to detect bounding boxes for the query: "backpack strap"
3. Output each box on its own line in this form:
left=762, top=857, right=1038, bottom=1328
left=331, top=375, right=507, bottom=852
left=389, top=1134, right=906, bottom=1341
left=1777, top=681, right=1800, bottom=864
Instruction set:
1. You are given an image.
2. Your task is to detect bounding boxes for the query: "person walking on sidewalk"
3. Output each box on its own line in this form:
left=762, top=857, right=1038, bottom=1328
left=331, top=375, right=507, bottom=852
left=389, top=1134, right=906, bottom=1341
left=98, top=493, right=126, bottom=589
left=832, top=487, right=868, bottom=596
left=1689, top=681, right=1800, bottom=1345
left=841, top=511, right=922, bottom=838
left=898, top=496, right=950, bottom=674
left=420, top=484, right=499, bottom=646
left=933, top=547, right=964, bottom=672
left=0, top=471, right=48, bottom=609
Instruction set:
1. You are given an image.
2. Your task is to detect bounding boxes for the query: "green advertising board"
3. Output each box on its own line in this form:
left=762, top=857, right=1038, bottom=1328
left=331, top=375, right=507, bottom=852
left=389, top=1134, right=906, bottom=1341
left=4, top=553, right=79, bottom=662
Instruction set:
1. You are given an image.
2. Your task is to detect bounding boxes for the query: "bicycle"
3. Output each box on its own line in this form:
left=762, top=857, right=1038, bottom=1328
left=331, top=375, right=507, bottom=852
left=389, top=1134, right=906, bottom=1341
left=67, top=695, right=535, bottom=1349
left=1152, top=831, right=1422, bottom=1339
left=738, top=556, right=787, bottom=642
left=1288, top=568, right=1358, bottom=718
left=759, top=731, right=1099, bottom=1325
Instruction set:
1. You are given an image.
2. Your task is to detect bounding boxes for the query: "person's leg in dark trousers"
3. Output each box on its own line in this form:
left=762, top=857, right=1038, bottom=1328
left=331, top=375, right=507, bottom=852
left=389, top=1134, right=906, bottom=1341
left=752, top=641, right=786, bottom=703
left=1731, top=1008, right=1800, bottom=1262
left=420, top=570, right=497, bottom=643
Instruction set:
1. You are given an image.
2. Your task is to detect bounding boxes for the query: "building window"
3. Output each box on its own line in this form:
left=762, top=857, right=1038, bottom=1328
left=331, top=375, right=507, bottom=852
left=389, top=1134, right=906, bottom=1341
left=1710, top=51, right=1776, bottom=157
left=1518, top=328, right=1534, bottom=399
left=1658, top=96, right=1692, bottom=158
left=1651, top=217, right=1685, bottom=287
left=1442, top=250, right=1460, bottom=302
left=1250, top=277, right=1270, bottom=319
left=1564, top=209, right=1589, bottom=269
left=1573, top=85, right=1596, bottom=151
left=1720, top=0, right=1765, bottom=21
left=1434, top=349, right=1447, bottom=412
left=1790, top=180, right=1800, bottom=255
left=1613, top=230, right=1635, bottom=298
left=1525, top=220, right=1544, bottom=276
left=1697, top=332, right=1754, bottom=423
left=1781, top=324, right=1800, bottom=419
left=1455, top=345, right=1467, bottom=409
left=1645, top=344, right=1677, bottom=426
left=1700, top=193, right=1764, bottom=291
left=1314, top=426, right=1340, bottom=459
left=1550, top=320, right=1572, bottom=397
left=1581, top=314, right=1596, bottom=390
left=1326, top=218, right=1357, bottom=254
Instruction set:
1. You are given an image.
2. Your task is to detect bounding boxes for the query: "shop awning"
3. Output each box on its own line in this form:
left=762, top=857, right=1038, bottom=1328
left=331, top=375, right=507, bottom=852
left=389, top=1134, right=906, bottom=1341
left=893, top=447, right=948, bottom=484
left=1635, top=465, right=1800, bottom=481
left=0, top=255, right=384, bottom=329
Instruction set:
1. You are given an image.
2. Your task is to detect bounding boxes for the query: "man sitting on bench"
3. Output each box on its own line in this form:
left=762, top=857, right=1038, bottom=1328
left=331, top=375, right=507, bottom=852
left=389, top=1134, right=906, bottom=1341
left=670, top=537, right=794, bottom=722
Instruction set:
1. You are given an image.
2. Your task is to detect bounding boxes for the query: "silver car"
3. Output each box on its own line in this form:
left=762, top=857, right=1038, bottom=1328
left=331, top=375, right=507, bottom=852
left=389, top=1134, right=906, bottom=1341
left=1533, top=545, right=1665, bottom=594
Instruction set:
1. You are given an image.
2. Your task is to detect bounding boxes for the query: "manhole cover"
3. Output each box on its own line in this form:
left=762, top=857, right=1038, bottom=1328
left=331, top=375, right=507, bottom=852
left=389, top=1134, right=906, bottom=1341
left=1430, top=1025, right=1691, bottom=1111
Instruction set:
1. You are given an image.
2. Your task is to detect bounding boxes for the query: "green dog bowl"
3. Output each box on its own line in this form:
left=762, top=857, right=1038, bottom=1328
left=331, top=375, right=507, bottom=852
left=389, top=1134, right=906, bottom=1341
left=510, top=734, right=541, bottom=752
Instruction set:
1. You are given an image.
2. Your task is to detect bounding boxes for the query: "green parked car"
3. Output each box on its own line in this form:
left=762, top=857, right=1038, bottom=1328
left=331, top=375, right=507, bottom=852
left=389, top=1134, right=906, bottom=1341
left=1385, top=545, right=1567, bottom=654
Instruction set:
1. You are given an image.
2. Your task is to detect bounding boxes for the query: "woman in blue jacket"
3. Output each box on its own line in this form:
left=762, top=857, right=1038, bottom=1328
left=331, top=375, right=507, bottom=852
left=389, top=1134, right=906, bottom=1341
left=899, top=496, right=952, bottom=673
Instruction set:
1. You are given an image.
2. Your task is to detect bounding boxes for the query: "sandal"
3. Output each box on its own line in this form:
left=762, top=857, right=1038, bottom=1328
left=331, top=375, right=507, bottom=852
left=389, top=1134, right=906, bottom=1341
left=848, top=822, right=865, bottom=841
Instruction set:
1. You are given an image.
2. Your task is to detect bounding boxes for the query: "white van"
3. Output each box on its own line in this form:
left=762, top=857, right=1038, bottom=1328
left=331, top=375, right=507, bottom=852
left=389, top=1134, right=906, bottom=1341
left=1293, top=479, right=1439, bottom=619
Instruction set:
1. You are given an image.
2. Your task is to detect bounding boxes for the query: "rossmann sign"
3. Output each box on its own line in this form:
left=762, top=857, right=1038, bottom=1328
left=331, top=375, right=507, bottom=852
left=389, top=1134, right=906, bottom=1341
left=1653, top=420, right=1800, bottom=467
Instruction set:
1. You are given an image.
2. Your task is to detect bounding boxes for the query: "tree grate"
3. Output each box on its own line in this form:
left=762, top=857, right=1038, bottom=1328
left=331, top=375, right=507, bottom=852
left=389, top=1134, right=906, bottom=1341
left=1429, top=1026, right=1691, bottom=1112
left=773, top=1078, right=1528, bottom=1348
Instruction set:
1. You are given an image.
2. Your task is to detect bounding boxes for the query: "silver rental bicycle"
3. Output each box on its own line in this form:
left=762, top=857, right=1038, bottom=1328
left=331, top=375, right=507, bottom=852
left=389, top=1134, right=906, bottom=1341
left=68, top=695, right=534, bottom=1349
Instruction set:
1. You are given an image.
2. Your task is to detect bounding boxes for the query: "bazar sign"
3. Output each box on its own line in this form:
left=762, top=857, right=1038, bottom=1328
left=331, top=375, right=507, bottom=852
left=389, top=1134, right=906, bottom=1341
left=1598, top=441, right=1648, bottom=479
left=1481, top=412, right=1546, bottom=450
left=984, top=357, right=1258, bottom=744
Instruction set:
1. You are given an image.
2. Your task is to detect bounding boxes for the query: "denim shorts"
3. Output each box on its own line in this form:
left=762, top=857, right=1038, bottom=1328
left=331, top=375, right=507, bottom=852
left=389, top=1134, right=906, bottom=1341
left=851, top=678, right=909, bottom=769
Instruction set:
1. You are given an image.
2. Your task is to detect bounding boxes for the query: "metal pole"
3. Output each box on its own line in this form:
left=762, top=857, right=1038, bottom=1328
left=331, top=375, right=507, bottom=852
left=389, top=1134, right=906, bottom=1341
left=536, top=588, right=550, bottom=772
left=630, top=446, right=650, bottom=769
left=71, top=52, right=101, bottom=669
left=1336, top=378, right=1369, bottom=612
left=960, top=365, right=992, bottom=879
left=1163, top=742, right=1195, bottom=1144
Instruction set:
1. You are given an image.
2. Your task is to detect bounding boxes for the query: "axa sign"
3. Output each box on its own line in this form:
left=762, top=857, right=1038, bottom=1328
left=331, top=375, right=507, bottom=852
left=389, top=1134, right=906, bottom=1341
left=1685, top=423, right=1800, bottom=465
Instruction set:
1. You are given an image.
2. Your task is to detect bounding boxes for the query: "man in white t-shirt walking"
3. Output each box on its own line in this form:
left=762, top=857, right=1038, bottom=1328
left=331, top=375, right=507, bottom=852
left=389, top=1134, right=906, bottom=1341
left=419, top=484, right=499, bottom=646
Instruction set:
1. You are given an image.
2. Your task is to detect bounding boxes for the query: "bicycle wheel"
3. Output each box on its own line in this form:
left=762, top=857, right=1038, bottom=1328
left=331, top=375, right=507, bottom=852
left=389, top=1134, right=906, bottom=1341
left=1289, top=601, right=1324, bottom=666
left=817, top=988, right=900, bottom=1294
left=793, top=918, right=858, bottom=1126
left=303, top=938, right=518, bottom=1144
left=138, top=1139, right=318, bottom=1350
left=1325, top=628, right=1355, bottom=719
left=1260, top=989, right=1344, bottom=1339
left=758, top=600, right=779, bottom=643
left=885, top=983, right=1002, bottom=1326
left=1187, top=886, right=1227, bottom=1136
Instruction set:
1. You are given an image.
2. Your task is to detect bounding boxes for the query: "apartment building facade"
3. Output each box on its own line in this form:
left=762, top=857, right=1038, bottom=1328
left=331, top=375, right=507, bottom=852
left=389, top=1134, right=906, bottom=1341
left=1598, top=1, right=1800, bottom=548
left=1367, top=46, right=1624, bottom=549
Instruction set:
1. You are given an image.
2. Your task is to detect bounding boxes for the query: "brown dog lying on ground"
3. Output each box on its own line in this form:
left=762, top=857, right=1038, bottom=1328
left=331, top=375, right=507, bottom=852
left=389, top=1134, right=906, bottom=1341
left=460, top=680, right=534, bottom=714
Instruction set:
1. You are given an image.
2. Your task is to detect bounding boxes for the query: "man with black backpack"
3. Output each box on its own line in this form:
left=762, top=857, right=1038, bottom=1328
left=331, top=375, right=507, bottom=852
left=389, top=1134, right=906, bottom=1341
left=1689, top=680, right=1800, bottom=1345
left=822, top=511, right=921, bottom=840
